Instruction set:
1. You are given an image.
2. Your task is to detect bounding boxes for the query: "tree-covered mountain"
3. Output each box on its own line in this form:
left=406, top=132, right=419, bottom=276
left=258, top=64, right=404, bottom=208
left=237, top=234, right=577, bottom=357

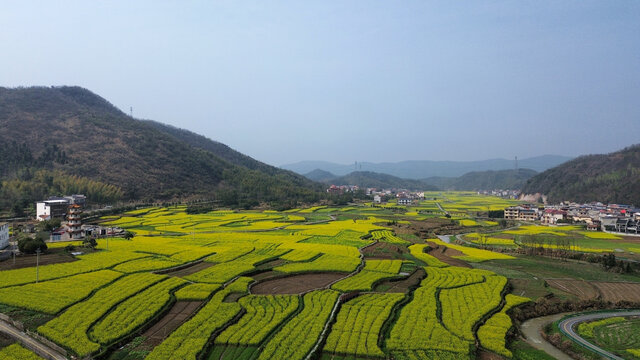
left=425, top=168, right=538, bottom=190
left=0, top=86, right=322, bottom=214
left=521, top=145, right=640, bottom=205
left=321, top=171, right=438, bottom=190
left=303, top=169, right=337, bottom=182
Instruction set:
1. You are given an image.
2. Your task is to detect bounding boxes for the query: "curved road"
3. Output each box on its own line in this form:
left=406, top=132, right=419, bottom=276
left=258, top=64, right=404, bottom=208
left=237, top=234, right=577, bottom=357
left=558, top=310, right=640, bottom=360
left=0, top=319, right=67, bottom=360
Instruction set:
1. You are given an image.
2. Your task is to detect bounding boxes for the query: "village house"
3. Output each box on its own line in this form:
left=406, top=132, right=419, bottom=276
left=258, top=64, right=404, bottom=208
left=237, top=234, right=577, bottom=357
left=0, top=223, right=9, bottom=249
left=541, top=209, right=567, bottom=224
left=504, top=206, right=539, bottom=221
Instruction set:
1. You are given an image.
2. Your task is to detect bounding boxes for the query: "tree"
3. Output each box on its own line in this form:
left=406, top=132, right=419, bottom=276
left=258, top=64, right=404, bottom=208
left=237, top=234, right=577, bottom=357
left=17, top=234, right=47, bottom=254
left=123, top=231, right=135, bottom=240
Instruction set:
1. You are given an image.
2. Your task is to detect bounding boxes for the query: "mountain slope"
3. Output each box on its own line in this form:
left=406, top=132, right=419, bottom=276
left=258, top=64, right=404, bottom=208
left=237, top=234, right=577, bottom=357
left=0, top=86, right=321, bottom=211
left=142, top=120, right=318, bottom=189
left=281, top=155, right=572, bottom=179
left=425, top=168, right=538, bottom=190
left=521, top=145, right=640, bottom=205
left=303, top=169, right=337, bottom=182
left=324, top=171, right=438, bottom=190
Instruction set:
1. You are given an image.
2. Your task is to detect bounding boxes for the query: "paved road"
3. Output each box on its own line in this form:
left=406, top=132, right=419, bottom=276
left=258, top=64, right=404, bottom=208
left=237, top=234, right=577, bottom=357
left=521, top=313, right=573, bottom=360
left=558, top=310, right=640, bottom=360
left=0, top=320, right=67, bottom=360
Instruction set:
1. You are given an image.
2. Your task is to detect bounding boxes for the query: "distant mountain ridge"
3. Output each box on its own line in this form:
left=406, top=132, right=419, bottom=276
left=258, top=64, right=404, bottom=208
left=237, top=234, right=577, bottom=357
left=521, top=145, right=640, bottom=205
left=0, top=86, right=321, bottom=212
left=282, top=155, right=572, bottom=179
left=314, top=171, right=437, bottom=191
left=307, top=168, right=537, bottom=191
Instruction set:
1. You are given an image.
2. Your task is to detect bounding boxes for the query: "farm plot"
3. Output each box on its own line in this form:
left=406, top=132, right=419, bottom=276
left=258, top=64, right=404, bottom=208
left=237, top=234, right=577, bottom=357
left=145, top=279, right=250, bottom=360
left=258, top=290, right=339, bottom=360
left=89, top=277, right=186, bottom=344
left=38, top=273, right=166, bottom=357
left=323, top=293, right=404, bottom=358
left=0, top=270, right=122, bottom=314
left=546, top=279, right=600, bottom=300
left=592, top=282, right=640, bottom=303
left=137, top=301, right=203, bottom=348
left=477, top=294, right=530, bottom=357
left=387, top=267, right=506, bottom=359
left=210, top=295, right=300, bottom=359
left=578, top=317, right=640, bottom=358
left=251, top=273, right=347, bottom=294
left=0, top=343, right=43, bottom=360
left=331, top=260, right=403, bottom=292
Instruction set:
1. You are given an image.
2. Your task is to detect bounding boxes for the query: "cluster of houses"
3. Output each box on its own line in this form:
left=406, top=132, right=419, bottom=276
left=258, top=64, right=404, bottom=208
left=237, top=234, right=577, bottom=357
left=326, top=185, right=360, bottom=195
left=36, top=195, right=87, bottom=241
left=369, top=190, right=425, bottom=205
left=477, top=189, right=521, bottom=199
left=505, top=202, right=640, bottom=234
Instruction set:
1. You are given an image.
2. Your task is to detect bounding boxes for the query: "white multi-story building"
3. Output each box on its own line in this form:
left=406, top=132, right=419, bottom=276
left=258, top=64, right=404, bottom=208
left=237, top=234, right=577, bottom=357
left=0, top=223, right=9, bottom=249
left=36, top=199, right=69, bottom=221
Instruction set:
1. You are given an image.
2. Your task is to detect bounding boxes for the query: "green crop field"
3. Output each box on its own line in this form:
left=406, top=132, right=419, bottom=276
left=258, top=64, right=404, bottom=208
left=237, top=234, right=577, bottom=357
left=1, top=193, right=638, bottom=359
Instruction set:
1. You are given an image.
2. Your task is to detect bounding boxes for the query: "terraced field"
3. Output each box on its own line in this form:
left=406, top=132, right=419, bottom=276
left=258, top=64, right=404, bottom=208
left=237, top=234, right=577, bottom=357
left=0, top=199, right=565, bottom=360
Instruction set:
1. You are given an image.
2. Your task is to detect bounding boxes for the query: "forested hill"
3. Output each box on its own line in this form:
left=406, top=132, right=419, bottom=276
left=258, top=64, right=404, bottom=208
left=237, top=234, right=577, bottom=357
left=0, top=86, right=321, bottom=214
left=425, top=168, right=537, bottom=191
left=521, top=145, right=640, bottom=205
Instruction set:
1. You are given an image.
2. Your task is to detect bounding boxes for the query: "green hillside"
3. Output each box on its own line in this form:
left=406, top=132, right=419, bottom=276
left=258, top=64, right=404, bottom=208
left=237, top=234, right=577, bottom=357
left=425, top=168, right=538, bottom=190
left=521, top=145, right=640, bottom=205
left=0, top=86, right=321, bottom=215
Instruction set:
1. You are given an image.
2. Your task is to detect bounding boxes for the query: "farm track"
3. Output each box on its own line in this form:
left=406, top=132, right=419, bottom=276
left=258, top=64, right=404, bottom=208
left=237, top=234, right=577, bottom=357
left=0, top=319, right=67, bottom=360
left=138, top=301, right=203, bottom=348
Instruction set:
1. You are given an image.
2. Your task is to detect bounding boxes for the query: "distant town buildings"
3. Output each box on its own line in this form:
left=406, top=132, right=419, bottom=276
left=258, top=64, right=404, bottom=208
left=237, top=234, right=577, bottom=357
left=0, top=223, right=9, bottom=249
left=503, top=201, right=640, bottom=235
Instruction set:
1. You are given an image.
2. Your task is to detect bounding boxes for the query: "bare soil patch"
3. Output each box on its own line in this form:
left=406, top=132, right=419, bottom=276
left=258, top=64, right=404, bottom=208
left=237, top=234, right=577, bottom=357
left=376, top=268, right=426, bottom=293
left=250, top=273, right=347, bottom=294
left=163, top=261, right=213, bottom=277
left=477, top=349, right=504, bottom=360
left=138, top=301, right=202, bottom=348
left=0, top=251, right=76, bottom=270
left=425, top=241, right=471, bottom=268
left=361, top=242, right=404, bottom=259
left=592, top=282, right=640, bottom=303
left=546, top=279, right=600, bottom=300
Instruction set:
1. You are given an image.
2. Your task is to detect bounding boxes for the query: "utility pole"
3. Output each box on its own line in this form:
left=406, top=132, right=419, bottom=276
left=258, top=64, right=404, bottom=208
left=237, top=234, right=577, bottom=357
left=515, top=156, right=518, bottom=170
left=130, top=106, right=133, bottom=118
left=36, top=247, right=41, bottom=283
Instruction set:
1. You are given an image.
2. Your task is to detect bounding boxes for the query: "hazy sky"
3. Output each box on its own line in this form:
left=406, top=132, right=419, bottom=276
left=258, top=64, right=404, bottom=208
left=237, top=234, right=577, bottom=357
left=2, top=1, right=639, bottom=166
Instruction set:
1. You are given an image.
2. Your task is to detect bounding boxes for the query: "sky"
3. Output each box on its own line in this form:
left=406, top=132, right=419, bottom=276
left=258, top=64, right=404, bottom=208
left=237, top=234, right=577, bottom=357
left=1, top=1, right=639, bottom=167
